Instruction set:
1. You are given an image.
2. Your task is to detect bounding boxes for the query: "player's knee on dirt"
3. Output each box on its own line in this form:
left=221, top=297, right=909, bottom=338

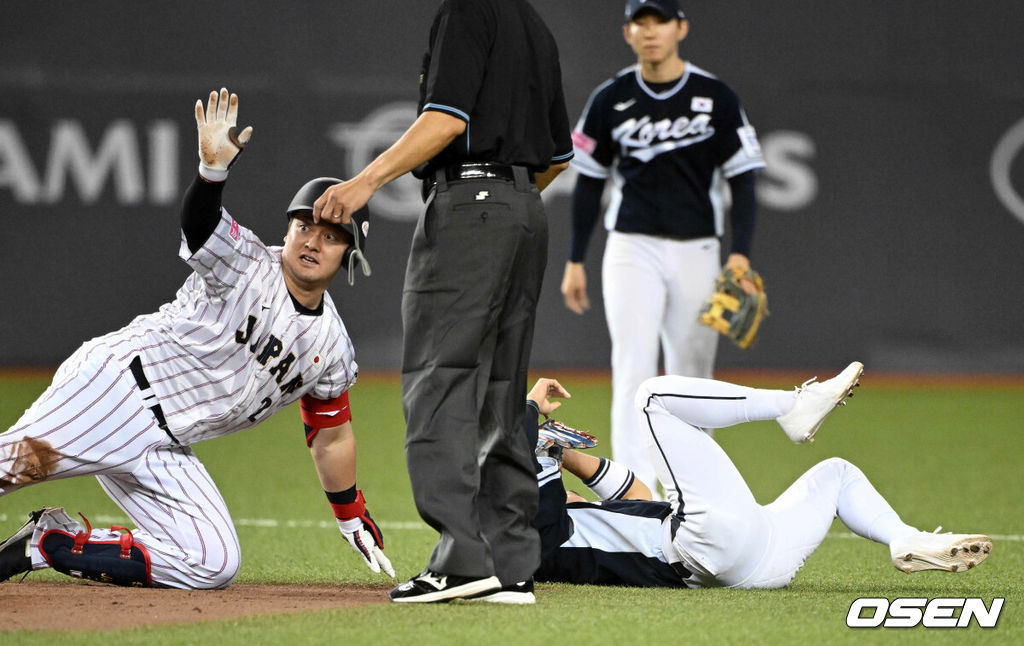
left=39, top=529, right=153, bottom=587
left=201, top=550, right=241, bottom=589
left=0, top=437, right=60, bottom=487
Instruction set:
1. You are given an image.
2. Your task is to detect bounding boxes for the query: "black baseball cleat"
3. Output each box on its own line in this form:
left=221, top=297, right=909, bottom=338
left=0, top=508, right=48, bottom=582
left=389, top=570, right=501, bottom=603
left=467, top=578, right=536, bottom=604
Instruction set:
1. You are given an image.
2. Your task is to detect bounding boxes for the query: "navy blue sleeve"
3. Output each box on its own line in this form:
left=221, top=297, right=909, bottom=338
left=569, top=174, right=605, bottom=262
left=535, top=472, right=574, bottom=561
left=180, top=174, right=225, bottom=254
left=727, top=170, right=757, bottom=258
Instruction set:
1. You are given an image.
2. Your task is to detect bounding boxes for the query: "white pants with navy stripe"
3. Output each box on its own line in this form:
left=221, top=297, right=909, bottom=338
left=603, top=232, right=721, bottom=494
left=0, top=341, right=240, bottom=589
left=635, top=375, right=915, bottom=589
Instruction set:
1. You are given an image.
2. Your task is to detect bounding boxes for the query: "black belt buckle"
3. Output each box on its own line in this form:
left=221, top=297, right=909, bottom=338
left=128, top=356, right=179, bottom=444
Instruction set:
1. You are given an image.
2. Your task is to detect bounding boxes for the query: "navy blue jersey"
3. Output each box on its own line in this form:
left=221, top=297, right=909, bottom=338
left=534, top=464, right=689, bottom=588
left=572, top=63, right=764, bottom=240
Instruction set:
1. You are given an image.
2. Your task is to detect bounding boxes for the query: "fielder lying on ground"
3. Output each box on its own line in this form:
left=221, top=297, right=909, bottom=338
left=524, top=365, right=992, bottom=590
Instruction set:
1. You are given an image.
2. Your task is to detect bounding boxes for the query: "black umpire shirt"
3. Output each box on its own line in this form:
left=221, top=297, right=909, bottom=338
left=415, top=0, right=574, bottom=178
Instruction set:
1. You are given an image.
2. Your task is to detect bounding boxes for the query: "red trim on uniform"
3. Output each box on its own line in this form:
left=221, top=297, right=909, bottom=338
left=37, top=529, right=154, bottom=586
left=328, top=490, right=366, bottom=520
left=300, top=391, right=352, bottom=446
left=72, top=513, right=93, bottom=554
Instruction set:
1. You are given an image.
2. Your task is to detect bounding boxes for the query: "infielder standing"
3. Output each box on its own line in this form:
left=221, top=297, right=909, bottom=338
left=561, top=0, right=766, bottom=493
left=527, top=368, right=993, bottom=588
left=0, top=88, right=392, bottom=588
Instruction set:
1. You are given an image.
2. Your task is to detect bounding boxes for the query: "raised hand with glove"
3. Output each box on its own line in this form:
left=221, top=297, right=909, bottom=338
left=194, top=87, right=253, bottom=180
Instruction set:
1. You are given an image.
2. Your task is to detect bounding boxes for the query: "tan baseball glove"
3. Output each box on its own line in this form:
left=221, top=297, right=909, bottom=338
left=698, top=266, right=769, bottom=349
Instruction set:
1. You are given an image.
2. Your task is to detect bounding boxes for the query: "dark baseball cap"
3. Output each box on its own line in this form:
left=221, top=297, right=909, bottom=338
left=624, top=0, right=686, bottom=22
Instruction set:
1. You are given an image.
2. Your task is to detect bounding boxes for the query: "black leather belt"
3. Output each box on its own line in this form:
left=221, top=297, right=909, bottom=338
left=128, top=356, right=179, bottom=444
left=444, top=162, right=533, bottom=183
left=423, top=162, right=535, bottom=200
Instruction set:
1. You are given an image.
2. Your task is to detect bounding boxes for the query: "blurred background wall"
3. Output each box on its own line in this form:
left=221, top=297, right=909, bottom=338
left=2, top=1, right=1023, bottom=373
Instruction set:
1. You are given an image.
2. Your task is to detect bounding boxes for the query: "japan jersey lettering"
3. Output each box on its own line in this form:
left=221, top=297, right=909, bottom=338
left=93, top=210, right=357, bottom=444
left=572, top=64, right=765, bottom=239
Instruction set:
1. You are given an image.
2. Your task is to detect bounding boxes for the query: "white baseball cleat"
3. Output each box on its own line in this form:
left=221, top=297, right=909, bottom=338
left=889, top=529, right=992, bottom=574
left=776, top=361, right=864, bottom=443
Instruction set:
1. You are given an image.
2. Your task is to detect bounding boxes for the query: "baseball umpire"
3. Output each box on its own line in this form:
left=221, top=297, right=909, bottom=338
left=312, top=0, right=574, bottom=603
left=0, top=88, right=392, bottom=588
left=561, top=0, right=767, bottom=494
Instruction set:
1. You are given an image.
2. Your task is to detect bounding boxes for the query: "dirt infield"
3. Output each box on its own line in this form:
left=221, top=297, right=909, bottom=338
left=0, top=581, right=391, bottom=632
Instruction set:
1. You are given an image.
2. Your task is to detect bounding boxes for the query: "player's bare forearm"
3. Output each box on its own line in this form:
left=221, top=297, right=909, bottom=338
left=313, top=111, right=465, bottom=222
left=363, top=110, right=466, bottom=189
left=561, top=450, right=653, bottom=501
left=309, top=421, right=357, bottom=492
left=535, top=161, right=570, bottom=192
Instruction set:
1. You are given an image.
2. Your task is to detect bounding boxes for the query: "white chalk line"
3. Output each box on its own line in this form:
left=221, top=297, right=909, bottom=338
left=0, top=512, right=427, bottom=531
left=1, top=513, right=1020, bottom=542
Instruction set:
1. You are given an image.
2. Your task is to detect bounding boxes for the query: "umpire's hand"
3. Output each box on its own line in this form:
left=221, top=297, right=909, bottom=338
left=313, top=176, right=375, bottom=226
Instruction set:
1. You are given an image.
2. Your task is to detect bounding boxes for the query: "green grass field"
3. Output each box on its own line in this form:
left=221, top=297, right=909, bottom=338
left=1, top=371, right=1022, bottom=644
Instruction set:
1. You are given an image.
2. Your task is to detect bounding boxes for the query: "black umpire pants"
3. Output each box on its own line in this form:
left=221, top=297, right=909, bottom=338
left=401, top=166, right=546, bottom=584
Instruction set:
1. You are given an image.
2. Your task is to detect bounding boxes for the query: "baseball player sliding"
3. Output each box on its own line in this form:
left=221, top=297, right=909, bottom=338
left=0, top=88, right=392, bottom=588
left=527, top=366, right=993, bottom=589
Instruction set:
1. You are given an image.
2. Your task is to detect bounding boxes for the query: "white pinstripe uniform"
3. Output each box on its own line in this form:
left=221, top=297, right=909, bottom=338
left=0, top=210, right=357, bottom=588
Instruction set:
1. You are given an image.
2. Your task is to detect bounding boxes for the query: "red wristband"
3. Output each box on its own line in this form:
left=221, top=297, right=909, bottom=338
left=328, top=489, right=366, bottom=520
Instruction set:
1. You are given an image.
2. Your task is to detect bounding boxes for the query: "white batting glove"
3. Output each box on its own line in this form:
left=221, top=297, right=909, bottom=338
left=337, top=516, right=395, bottom=578
left=194, top=87, right=253, bottom=179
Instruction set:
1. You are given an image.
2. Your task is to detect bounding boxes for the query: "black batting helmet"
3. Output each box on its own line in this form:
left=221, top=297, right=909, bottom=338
left=286, top=177, right=372, bottom=285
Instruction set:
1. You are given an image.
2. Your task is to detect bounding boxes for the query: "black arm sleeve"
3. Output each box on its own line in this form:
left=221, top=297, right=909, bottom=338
left=727, top=170, right=757, bottom=258
left=180, top=174, right=226, bottom=254
left=568, top=174, right=605, bottom=263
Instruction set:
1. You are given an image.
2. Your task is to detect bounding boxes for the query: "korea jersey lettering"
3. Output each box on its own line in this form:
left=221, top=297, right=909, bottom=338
left=92, top=210, right=357, bottom=445
left=572, top=63, right=765, bottom=239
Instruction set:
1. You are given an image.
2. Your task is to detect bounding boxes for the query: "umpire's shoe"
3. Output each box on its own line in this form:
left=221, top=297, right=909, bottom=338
left=468, top=578, right=536, bottom=604
left=389, top=570, right=500, bottom=603
left=777, top=361, right=864, bottom=443
left=0, top=508, right=48, bottom=582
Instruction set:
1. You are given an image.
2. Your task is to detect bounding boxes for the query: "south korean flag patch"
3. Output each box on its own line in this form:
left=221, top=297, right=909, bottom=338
left=691, top=97, right=713, bottom=113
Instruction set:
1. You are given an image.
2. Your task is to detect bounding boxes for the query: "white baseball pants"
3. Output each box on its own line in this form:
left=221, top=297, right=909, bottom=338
left=0, top=341, right=240, bottom=589
left=635, top=375, right=917, bottom=588
left=603, top=232, right=721, bottom=492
